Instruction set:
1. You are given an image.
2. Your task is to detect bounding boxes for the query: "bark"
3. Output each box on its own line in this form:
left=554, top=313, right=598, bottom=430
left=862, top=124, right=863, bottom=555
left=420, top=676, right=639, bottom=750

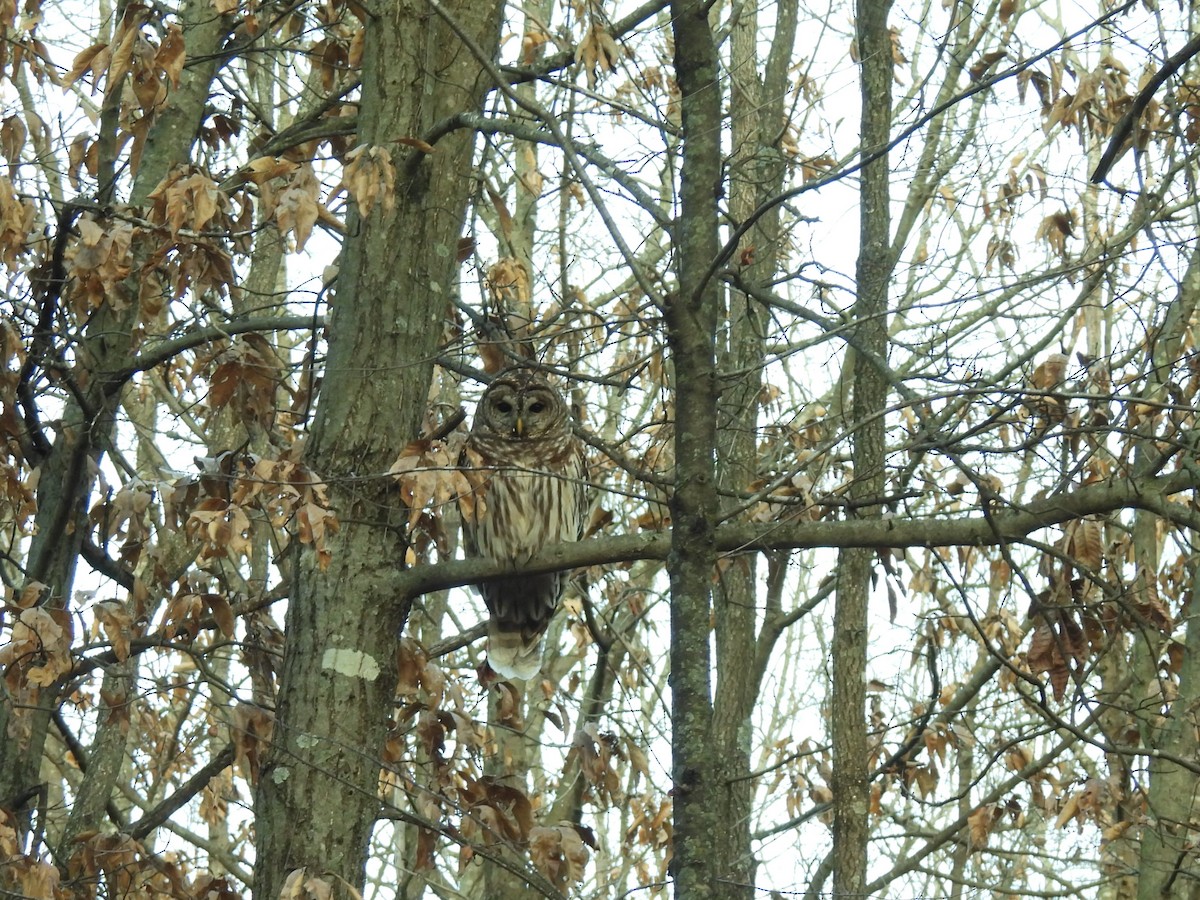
left=1131, top=245, right=1200, bottom=900
left=665, top=2, right=722, bottom=898
left=710, top=2, right=798, bottom=896
left=251, top=2, right=503, bottom=897
left=56, top=661, right=133, bottom=855
left=478, top=681, right=539, bottom=900
left=831, top=0, right=894, bottom=894
left=1135, top=553, right=1200, bottom=900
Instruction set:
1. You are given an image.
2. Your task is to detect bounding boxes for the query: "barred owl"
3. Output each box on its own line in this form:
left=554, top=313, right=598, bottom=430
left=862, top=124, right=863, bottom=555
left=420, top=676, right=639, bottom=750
left=459, top=370, right=587, bottom=680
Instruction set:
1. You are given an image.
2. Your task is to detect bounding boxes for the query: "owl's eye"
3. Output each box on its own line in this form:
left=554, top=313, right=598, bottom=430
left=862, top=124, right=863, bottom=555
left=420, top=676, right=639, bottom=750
left=528, top=402, right=546, bottom=413
left=495, top=401, right=513, bottom=414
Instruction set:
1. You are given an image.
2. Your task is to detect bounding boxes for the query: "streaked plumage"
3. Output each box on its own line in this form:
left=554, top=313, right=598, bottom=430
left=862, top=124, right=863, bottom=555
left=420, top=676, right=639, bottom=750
left=459, top=370, right=587, bottom=679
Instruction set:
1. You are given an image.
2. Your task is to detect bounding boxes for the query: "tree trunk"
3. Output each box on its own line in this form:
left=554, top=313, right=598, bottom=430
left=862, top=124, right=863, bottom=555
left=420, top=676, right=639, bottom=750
left=1132, top=244, right=1200, bottom=900
left=1136, top=556, right=1200, bottom=900
left=832, top=0, right=893, bottom=893
left=252, top=3, right=503, bottom=897
left=665, top=2, right=722, bottom=898
left=710, top=2, right=798, bottom=896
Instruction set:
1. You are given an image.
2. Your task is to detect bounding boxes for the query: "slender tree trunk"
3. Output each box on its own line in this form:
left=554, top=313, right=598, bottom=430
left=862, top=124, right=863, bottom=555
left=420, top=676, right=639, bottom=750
left=252, top=3, right=503, bottom=897
left=832, top=0, right=893, bottom=894
left=480, top=681, right=538, bottom=899
left=56, top=661, right=133, bottom=855
left=1136, top=554, right=1200, bottom=900
left=710, top=2, right=798, bottom=896
left=665, top=2, right=722, bottom=898
left=1132, top=245, right=1200, bottom=900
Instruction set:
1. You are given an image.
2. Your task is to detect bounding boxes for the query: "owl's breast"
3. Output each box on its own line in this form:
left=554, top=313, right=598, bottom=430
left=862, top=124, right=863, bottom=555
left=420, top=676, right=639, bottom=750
left=485, top=468, right=577, bottom=559
left=460, top=426, right=585, bottom=566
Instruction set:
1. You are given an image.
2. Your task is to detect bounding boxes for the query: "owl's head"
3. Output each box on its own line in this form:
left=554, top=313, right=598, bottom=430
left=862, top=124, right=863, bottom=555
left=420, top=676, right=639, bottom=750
left=476, top=371, right=569, bottom=440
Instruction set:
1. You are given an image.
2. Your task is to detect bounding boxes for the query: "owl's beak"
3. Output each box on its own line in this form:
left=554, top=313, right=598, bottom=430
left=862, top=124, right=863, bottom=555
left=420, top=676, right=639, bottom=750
left=514, top=416, right=524, bottom=437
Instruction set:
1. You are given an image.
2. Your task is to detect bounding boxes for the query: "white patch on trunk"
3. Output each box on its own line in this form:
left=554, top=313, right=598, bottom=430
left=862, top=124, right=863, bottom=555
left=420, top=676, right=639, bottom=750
left=321, top=647, right=381, bottom=680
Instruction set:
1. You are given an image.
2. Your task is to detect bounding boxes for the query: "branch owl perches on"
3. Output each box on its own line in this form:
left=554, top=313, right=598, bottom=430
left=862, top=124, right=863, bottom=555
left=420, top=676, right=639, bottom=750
left=458, top=368, right=588, bottom=679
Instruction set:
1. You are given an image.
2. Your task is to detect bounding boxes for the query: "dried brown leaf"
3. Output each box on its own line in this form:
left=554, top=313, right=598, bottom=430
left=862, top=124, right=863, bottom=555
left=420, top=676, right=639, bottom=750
left=1054, top=791, right=1081, bottom=829
left=93, top=599, right=134, bottom=661
left=243, top=155, right=299, bottom=186
left=0, top=115, right=25, bottom=169
left=396, top=135, right=435, bottom=154
left=967, top=804, right=996, bottom=849
left=969, top=50, right=1007, bottom=82
left=274, top=163, right=321, bottom=251
left=1031, top=353, right=1068, bottom=389
left=155, top=23, right=185, bottom=88
left=341, top=144, right=395, bottom=218
left=231, top=704, right=274, bottom=784
left=396, top=637, right=425, bottom=695
left=530, top=824, right=590, bottom=889
left=207, top=594, right=236, bottom=638
left=64, top=41, right=108, bottom=88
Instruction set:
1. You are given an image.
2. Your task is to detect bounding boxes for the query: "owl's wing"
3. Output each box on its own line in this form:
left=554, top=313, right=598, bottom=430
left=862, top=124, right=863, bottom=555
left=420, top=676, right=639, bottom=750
left=456, top=441, right=491, bottom=557
left=572, top=435, right=589, bottom=539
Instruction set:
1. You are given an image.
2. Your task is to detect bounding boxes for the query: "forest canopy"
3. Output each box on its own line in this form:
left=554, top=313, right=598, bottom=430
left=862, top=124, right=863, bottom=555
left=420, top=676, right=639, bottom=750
left=2, top=0, right=1200, bottom=898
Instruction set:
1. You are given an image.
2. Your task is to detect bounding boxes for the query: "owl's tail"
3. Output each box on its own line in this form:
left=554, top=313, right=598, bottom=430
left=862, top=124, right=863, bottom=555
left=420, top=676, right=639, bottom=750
left=482, top=572, right=561, bottom=680
left=486, top=621, right=545, bottom=681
